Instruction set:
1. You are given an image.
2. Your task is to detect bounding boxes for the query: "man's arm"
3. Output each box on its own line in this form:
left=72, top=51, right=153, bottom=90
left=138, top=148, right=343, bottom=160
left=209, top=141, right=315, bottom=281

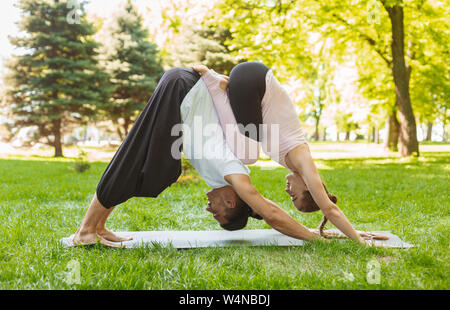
left=225, top=174, right=321, bottom=242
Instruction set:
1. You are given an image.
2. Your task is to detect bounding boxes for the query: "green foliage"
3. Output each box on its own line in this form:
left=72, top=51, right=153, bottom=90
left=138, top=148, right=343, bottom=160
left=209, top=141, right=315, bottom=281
left=98, top=0, right=164, bottom=139
left=177, top=155, right=201, bottom=184
left=158, top=0, right=242, bottom=75
left=208, top=0, right=316, bottom=80
left=209, top=0, right=447, bottom=144
left=73, top=149, right=90, bottom=173
left=3, top=0, right=111, bottom=156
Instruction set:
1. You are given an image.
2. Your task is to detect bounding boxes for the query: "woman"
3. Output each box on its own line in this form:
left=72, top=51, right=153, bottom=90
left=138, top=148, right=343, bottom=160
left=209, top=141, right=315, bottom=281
left=192, top=62, right=387, bottom=246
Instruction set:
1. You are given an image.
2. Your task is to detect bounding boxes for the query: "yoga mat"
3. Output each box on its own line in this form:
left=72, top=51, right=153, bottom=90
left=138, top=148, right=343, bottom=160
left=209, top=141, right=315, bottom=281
left=60, top=229, right=414, bottom=249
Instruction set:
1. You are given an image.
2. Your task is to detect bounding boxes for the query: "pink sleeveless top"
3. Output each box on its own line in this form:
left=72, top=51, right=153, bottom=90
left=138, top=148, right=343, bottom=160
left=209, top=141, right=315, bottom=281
left=202, top=69, right=307, bottom=169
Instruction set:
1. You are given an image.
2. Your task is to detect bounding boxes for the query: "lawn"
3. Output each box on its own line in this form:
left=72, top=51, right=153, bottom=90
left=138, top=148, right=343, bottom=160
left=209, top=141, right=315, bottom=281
left=0, top=149, right=448, bottom=289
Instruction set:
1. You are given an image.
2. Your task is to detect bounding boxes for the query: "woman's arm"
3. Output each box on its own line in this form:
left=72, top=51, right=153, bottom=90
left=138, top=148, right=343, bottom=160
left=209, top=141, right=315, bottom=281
left=192, top=65, right=260, bottom=164
left=225, top=173, right=321, bottom=242
left=285, top=144, right=367, bottom=245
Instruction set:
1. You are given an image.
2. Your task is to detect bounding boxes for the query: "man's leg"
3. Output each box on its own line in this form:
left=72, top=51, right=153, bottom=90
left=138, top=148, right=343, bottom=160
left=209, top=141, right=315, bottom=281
left=95, top=204, right=133, bottom=242
left=73, top=193, right=128, bottom=247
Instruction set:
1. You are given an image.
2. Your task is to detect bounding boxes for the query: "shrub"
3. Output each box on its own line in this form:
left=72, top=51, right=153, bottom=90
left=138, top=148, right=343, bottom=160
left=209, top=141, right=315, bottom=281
left=74, top=149, right=90, bottom=173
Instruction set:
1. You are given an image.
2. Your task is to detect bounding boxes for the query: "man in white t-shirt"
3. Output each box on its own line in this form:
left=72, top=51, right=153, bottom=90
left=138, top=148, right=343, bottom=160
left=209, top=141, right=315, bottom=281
left=176, top=75, right=262, bottom=230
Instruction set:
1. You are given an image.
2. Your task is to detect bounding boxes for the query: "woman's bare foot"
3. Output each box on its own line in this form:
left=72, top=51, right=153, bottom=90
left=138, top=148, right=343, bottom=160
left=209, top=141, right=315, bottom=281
left=73, top=228, right=126, bottom=248
left=96, top=227, right=133, bottom=243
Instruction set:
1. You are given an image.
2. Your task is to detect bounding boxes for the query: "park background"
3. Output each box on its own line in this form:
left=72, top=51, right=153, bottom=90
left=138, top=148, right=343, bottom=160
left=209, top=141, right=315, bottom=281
left=0, top=0, right=448, bottom=289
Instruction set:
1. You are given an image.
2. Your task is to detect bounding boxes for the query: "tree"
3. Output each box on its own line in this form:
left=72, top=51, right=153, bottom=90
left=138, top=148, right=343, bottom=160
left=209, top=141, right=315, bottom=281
left=152, top=0, right=241, bottom=75
left=98, top=0, right=164, bottom=139
left=4, top=0, right=110, bottom=157
left=209, top=0, right=317, bottom=81
left=335, top=112, right=359, bottom=141
left=381, top=0, right=418, bottom=155
left=212, top=0, right=448, bottom=156
left=408, top=2, right=449, bottom=142
left=306, top=62, right=337, bottom=141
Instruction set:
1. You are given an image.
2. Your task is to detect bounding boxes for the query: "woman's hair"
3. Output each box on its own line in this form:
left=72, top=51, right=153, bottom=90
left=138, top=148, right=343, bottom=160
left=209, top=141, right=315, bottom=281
left=295, top=182, right=338, bottom=236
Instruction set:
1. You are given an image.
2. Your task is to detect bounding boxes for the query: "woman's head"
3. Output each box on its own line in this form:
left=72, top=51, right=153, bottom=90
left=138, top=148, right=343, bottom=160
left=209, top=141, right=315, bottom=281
left=206, top=186, right=262, bottom=231
left=285, top=172, right=337, bottom=212
left=285, top=172, right=337, bottom=235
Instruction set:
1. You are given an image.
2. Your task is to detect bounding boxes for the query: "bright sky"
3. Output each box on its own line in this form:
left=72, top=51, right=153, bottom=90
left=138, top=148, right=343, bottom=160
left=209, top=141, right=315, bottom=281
left=0, top=0, right=160, bottom=71
left=0, top=0, right=213, bottom=74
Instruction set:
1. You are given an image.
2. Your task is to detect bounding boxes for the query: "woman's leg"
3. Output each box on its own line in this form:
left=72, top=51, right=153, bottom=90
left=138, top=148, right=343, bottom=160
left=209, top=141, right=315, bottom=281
left=73, top=193, right=128, bottom=247
left=285, top=144, right=365, bottom=245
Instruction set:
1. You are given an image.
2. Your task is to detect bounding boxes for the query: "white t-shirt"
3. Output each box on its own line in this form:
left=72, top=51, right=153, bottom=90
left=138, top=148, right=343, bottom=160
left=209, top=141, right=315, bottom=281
left=180, top=78, right=250, bottom=189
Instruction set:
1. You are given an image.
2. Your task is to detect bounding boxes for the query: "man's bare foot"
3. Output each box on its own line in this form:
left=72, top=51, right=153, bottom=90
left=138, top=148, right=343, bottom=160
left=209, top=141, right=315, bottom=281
left=96, top=227, right=133, bottom=243
left=73, top=228, right=126, bottom=248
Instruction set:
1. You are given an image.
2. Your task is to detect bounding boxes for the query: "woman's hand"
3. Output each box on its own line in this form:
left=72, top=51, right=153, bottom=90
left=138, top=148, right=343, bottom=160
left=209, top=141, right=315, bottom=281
left=191, top=64, right=209, bottom=75
left=192, top=64, right=229, bottom=91
left=310, top=229, right=389, bottom=241
left=218, top=75, right=229, bottom=91
left=356, top=231, right=389, bottom=240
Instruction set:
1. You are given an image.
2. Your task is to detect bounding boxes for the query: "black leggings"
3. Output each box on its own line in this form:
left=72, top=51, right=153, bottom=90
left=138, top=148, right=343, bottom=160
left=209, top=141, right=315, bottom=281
left=228, top=62, right=269, bottom=142
left=96, top=68, right=200, bottom=208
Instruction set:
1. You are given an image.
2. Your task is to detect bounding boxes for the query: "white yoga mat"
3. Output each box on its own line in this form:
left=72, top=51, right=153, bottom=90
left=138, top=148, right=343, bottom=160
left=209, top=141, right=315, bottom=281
left=60, top=229, right=414, bottom=249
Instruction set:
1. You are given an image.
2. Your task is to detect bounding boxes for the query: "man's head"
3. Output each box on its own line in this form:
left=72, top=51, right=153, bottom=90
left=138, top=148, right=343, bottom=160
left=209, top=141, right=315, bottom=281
left=206, top=186, right=262, bottom=231
left=285, top=172, right=337, bottom=212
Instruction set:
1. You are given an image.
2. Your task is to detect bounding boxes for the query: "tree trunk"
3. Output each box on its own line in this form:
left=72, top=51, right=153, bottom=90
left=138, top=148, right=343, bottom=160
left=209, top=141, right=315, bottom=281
left=53, top=119, right=63, bottom=157
left=322, top=127, right=327, bottom=141
left=375, top=128, right=380, bottom=144
left=443, top=107, right=448, bottom=142
left=385, top=110, right=400, bottom=151
left=371, top=126, right=376, bottom=142
left=123, top=118, right=131, bottom=139
left=345, top=130, right=350, bottom=141
left=116, top=127, right=124, bottom=141
left=425, top=121, right=432, bottom=141
left=314, top=118, right=320, bottom=141
left=113, top=119, right=124, bottom=140
left=385, top=4, right=419, bottom=156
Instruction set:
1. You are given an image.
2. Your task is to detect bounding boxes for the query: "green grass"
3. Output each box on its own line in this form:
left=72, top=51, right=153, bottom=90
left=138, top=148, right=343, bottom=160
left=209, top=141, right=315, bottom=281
left=0, top=151, right=449, bottom=289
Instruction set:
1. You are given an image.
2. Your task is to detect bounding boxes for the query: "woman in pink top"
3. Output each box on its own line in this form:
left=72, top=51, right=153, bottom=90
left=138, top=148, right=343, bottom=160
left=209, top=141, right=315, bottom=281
left=192, top=62, right=370, bottom=245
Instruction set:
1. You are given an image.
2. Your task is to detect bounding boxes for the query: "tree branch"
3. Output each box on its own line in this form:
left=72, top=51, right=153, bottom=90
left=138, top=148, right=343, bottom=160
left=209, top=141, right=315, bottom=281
left=331, top=13, right=392, bottom=67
